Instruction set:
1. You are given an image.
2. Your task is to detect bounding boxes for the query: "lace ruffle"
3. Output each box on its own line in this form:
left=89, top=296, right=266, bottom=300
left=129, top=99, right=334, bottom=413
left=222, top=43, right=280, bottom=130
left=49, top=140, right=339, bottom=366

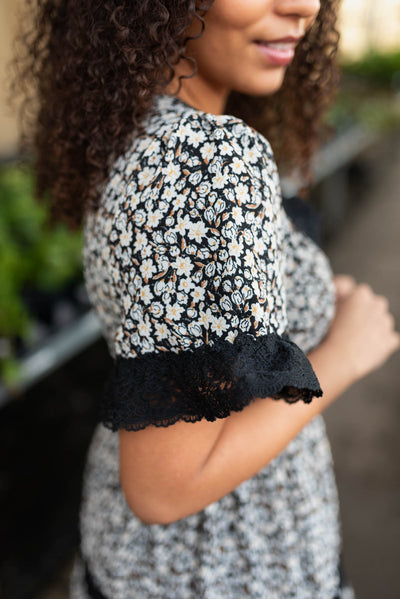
left=100, top=331, right=323, bottom=432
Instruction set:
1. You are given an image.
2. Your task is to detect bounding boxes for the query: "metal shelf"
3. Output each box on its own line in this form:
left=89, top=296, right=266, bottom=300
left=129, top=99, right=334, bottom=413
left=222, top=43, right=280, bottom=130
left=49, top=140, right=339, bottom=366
left=0, top=310, right=102, bottom=407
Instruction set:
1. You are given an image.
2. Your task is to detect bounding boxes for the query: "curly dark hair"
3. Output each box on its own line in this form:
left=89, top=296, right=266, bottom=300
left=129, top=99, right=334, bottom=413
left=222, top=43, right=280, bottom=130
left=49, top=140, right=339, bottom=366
left=7, top=0, right=341, bottom=231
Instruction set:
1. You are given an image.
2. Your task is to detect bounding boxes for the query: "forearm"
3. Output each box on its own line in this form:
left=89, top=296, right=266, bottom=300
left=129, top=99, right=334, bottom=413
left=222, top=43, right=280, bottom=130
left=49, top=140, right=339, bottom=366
left=164, top=336, right=353, bottom=523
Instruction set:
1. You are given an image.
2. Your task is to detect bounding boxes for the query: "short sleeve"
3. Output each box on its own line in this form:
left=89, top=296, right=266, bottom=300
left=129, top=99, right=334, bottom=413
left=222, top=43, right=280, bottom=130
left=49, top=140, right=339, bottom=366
left=101, top=113, right=322, bottom=431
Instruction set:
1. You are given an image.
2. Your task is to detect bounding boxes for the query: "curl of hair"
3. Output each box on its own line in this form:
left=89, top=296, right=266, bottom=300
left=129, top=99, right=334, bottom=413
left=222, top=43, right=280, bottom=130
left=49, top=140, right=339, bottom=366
left=7, top=0, right=341, bottom=231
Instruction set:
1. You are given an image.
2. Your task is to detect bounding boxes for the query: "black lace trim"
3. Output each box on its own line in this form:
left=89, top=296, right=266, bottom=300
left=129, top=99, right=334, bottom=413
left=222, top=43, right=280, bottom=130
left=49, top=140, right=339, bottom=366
left=282, top=195, right=323, bottom=247
left=100, top=332, right=323, bottom=432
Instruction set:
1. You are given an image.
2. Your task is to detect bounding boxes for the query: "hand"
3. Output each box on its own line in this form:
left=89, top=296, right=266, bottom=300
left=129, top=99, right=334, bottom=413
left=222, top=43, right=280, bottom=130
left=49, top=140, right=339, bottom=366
left=326, top=279, right=400, bottom=382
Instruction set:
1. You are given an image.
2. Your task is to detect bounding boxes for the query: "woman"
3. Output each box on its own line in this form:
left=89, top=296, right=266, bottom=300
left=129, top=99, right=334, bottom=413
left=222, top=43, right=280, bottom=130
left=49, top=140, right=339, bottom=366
left=9, top=1, right=399, bottom=597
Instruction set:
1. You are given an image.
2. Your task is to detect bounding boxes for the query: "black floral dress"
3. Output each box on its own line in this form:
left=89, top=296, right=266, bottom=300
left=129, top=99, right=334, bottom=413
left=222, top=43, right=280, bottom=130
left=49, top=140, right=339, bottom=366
left=69, top=93, right=356, bottom=599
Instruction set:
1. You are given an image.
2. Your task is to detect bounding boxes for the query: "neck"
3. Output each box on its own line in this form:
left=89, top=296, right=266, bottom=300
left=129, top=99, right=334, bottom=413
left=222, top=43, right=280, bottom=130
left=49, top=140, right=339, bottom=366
left=163, top=70, right=229, bottom=116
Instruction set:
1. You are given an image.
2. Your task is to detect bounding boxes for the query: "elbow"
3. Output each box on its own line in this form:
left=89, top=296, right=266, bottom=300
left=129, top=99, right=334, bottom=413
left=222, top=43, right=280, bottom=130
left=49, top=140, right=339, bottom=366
left=120, top=483, right=185, bottom=526
left=129, top=502, right=181, bottom=526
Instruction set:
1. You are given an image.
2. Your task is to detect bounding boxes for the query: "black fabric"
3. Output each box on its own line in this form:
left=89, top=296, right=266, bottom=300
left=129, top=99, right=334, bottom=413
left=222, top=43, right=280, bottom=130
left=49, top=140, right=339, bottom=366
left=333, top=550, right=355, bottom=599
left=282, top=195, right=323, bottom=248
left=100, top=331, right=322, bottom=432
left=83, top=560, right=109, bottom=599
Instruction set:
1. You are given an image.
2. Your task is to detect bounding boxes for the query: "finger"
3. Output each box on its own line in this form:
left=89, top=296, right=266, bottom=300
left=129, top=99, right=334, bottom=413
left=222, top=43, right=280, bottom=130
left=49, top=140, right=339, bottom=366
left=334, top=274, right=356, bottom=301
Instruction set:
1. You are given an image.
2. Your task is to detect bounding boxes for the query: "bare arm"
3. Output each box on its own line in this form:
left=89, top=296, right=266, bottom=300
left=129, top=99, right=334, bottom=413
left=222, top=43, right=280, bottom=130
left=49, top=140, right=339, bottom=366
left=119, top=281, right=400, bottom=525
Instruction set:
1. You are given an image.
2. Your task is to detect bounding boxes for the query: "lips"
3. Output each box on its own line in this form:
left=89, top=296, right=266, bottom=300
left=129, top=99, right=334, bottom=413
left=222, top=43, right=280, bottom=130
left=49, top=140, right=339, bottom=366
left=253, top=37, right=300, bottom=66
left=254, top=36, right=303, bottom=45
left=256, top=41, right=296, bottom=51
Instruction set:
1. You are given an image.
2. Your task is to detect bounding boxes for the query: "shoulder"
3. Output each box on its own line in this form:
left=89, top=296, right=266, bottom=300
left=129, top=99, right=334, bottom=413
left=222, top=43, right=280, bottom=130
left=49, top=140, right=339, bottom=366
left=135, top=95, right=275, bottom=172
left=106, top=99, right=278, bottom=203
left=148, top=108, right=279, bottom=204
left=166, top=108, right=274, bottom=171
left=99, top=101, right=282, bottom=243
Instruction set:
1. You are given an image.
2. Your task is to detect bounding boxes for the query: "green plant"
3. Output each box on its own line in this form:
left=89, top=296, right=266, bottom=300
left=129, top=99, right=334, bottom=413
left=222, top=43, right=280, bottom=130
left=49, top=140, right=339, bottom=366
left=341, top=50, right=400, bottom=89
left=325, top=51, right=400, bottom=133
left=0, top=161, right=83, bottom=345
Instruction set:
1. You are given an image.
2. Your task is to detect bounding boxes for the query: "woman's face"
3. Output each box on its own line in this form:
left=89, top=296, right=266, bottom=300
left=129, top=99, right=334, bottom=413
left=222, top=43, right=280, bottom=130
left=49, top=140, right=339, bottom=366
left=167, top=0, right=321, bottom=113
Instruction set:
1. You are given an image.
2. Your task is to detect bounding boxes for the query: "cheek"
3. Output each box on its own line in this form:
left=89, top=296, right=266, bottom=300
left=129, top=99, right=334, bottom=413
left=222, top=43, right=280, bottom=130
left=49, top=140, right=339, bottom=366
left=207, top=0, right=270, bottom=29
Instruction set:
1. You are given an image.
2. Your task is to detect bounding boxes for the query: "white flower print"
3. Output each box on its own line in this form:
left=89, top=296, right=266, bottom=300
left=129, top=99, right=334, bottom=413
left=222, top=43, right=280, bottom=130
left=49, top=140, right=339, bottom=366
left=251, top=303, right=264, bottom=323
left=221, top=221, right=237, bottom=241
left=220, top=296, right=233, bottom=311
left=133, top=231, right=147, bottom=254
left=134, top=209, right=146, bottom=226
left=123, top=295, right=131, bottom=313
left=146, top=209, right=163, bottom=229
left=140, top=285, right=153, bottom=305
left=162, top=185, right=175, bottom=202
left=102, top=246, right=110, bottom=262
left=145, top=138, right=161, bottom=156
left=172, top=256, right=194, bottom=277
left=109, top=172, right=123, bottom=192
left=188, top=322, right=202, bottom=337
left=115, top=211, right=127, bottom=232
left=176, top=291, right=188, bottom=305
left=178, top=277, right=193, bottom=293
left=242, top=284, right=253, bottom=300
left=163, top=161, right=180, bottom=185
left=140, top=258, right=157, bottom=282
left=214, top=199, right=226, bottom=214
left=174, top=213, right=192, bottom=236
left=231, top=156, right=247, bottom=175
left=226, top=330, right=238, bottom=343
left=191, top=285, right=206, bottom=304
left=155, top=322, right=168, bottom=341
left=166, top=302, right=185, bottom=321
left=244, top=249, right=255, bottom=268
left=243, top=145, right=260, bottom=164
left=232, top=290, right=243, bottom=305
left=126, top=183, right=140, bottom=209
left=200, top=142, right=217, bottom=162
left=138, top=166, right=156, bottom=188
left=235, top=182, right=250, bottom=204
left=119, top=227, right=133, bottom=247
left=219, top=140, right=234, bottom=156
left=212, top=170, right=229, bottom=189
left=210, top=315, right=228, bottom=336
left=208, top=236, right=220, bottom=251
left=187, top=220, right=207, bottom=243
left=254, top=236, right=266, bottom=255
left=228, top=237, right=244, bottom=258
left=172, top=193, right=188, bottom=210
left=138, top=316, right=151, bottom=338
left=186, top=126, right=206, bottom=148
left=232, top=205, right=245, bottom=225
left=150, top=302, right=164, bottom=318
left=199, top=308, right=212, bottom=329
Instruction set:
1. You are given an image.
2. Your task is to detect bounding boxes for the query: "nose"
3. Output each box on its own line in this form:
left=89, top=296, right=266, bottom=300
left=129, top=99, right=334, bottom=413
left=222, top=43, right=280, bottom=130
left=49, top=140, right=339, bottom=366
left=275, top=0, right=321, bottom=20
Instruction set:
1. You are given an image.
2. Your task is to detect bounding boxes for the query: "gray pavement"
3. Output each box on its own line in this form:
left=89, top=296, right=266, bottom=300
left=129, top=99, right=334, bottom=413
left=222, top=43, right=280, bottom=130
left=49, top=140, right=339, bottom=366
left=324, top=131, right=400, bottom=599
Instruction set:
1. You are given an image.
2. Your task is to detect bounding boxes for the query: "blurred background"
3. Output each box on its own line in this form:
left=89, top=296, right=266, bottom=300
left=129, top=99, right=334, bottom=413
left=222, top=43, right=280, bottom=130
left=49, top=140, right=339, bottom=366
left=0, top=0, right=399, bottom=598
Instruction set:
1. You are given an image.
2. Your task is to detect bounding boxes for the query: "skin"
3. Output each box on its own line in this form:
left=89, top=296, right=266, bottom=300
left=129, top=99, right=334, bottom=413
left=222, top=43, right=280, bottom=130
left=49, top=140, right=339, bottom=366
left=120, top=1, right=400, bottom=525
left=165, top=0, right=321, bottom=114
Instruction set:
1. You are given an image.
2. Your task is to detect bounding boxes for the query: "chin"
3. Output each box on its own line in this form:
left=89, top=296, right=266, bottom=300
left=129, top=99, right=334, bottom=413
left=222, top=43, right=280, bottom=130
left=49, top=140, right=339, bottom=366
left=235, top=70, right=287, bottom=97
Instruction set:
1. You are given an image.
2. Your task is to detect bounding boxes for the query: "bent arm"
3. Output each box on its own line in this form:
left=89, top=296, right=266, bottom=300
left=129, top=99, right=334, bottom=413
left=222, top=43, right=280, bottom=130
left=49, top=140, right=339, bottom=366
left=119, top=335, right=353, bottom=525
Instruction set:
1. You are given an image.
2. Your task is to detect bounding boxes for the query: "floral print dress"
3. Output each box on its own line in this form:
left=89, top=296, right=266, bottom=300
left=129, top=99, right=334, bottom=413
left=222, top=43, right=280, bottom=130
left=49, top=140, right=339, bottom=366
left=69, top=93, right=356, bottom=599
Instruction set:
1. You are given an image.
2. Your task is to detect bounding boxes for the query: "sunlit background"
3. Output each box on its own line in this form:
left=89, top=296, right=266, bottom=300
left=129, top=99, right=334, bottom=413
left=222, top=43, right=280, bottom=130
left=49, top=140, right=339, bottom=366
left=0, top=1, right=399, bottom=598
left=339, top=0, right=400, bottom=58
